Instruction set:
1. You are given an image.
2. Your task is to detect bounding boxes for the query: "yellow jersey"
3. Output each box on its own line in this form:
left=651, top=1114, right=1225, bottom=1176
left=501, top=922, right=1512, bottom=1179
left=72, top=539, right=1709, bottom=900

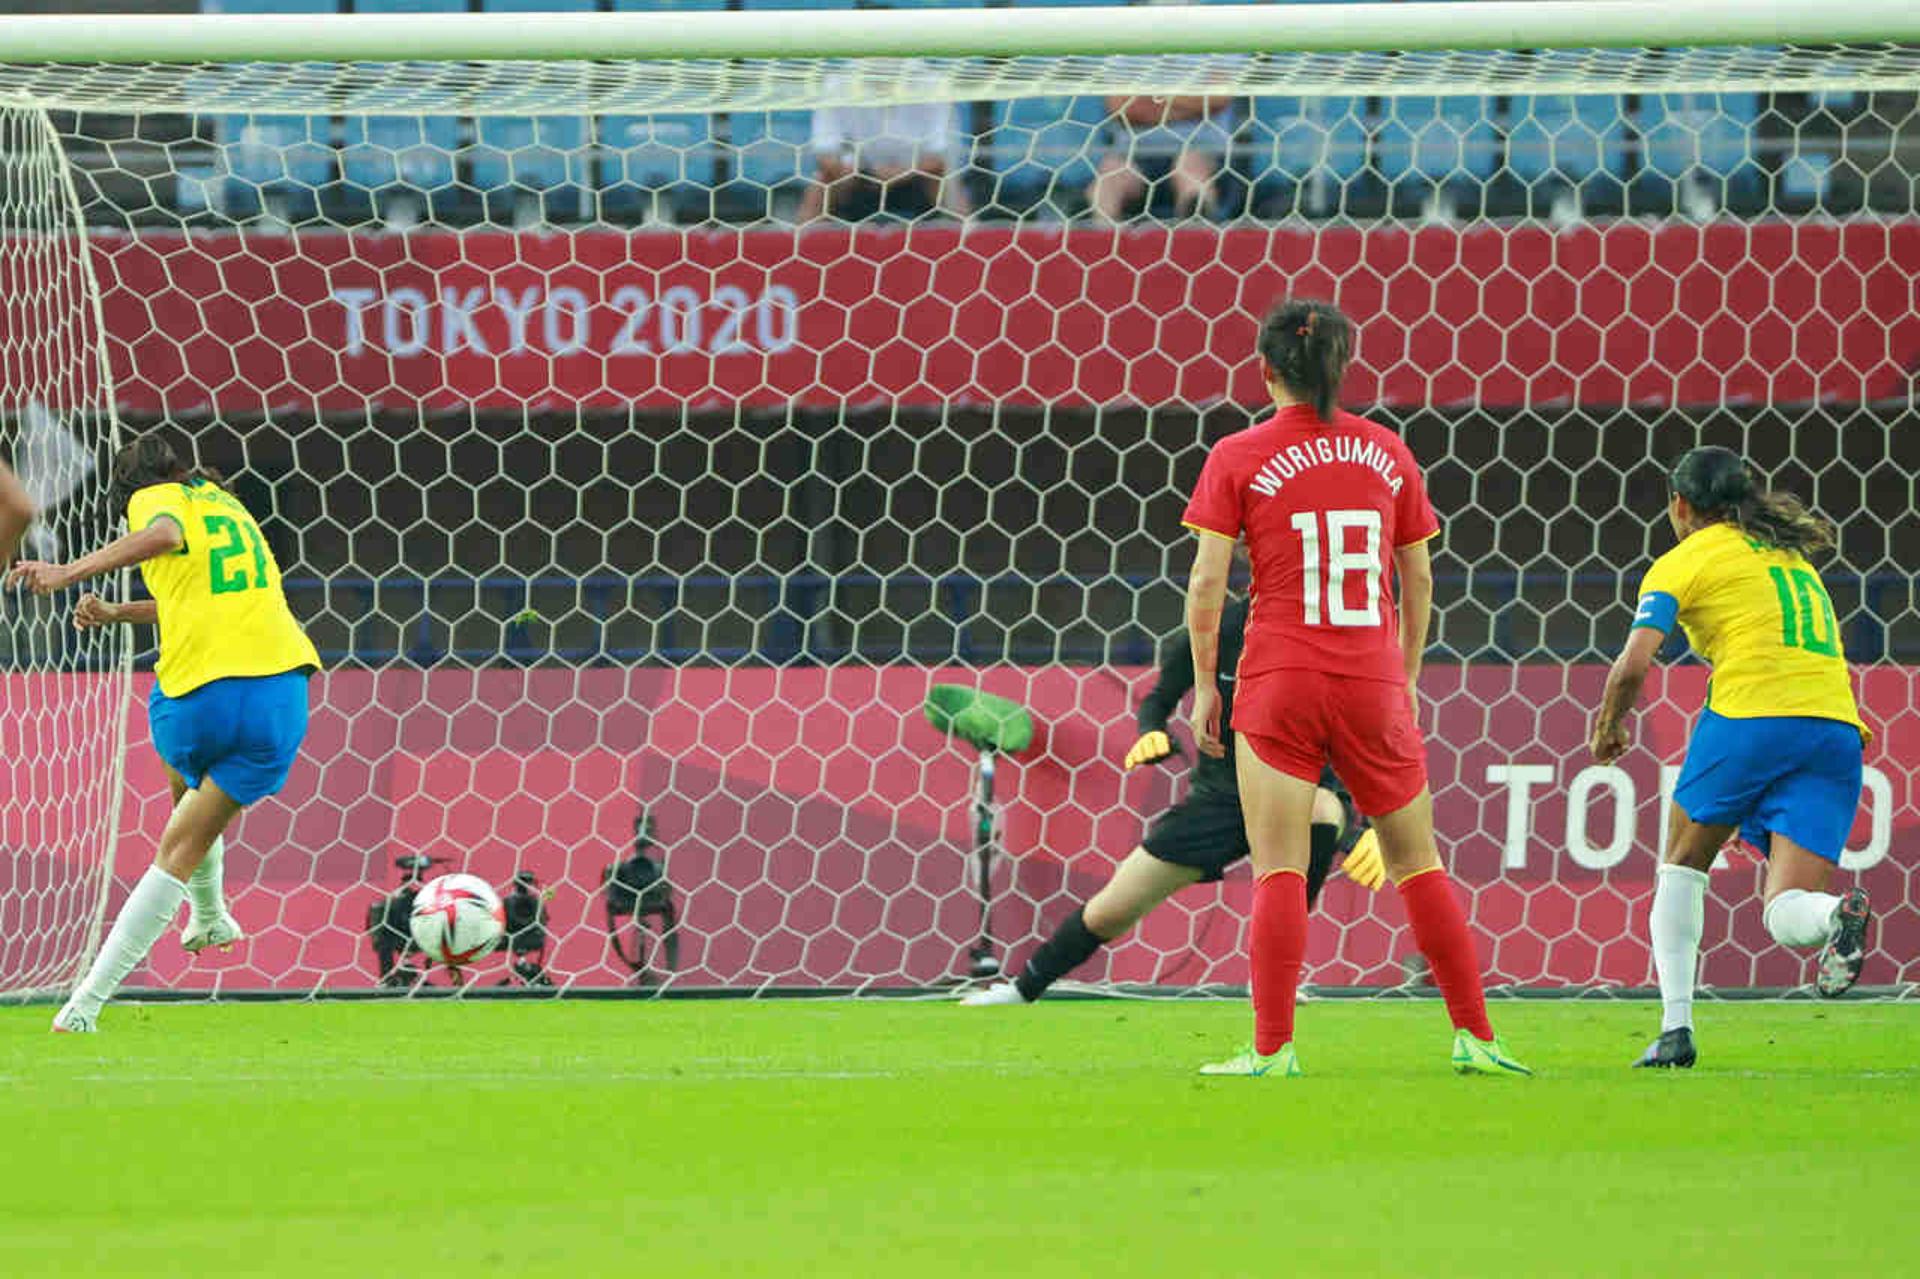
left=1633, top=521, right=1862, bottom=731
left=127, top=480, right=321, bottom=698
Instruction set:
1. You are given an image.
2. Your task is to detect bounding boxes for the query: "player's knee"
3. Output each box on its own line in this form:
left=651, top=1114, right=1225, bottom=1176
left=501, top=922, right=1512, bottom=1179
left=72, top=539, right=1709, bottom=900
left=1082, top=891, right=1139, bottom=940
left=1310, top=788, right=1344, bottom=831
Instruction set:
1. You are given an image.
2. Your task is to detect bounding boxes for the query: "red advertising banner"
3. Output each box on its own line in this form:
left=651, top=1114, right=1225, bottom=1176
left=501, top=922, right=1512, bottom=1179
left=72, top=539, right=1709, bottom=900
left=42, top=221, right=1920, bottom=414
left=6, top=663, right=1912, bottom=992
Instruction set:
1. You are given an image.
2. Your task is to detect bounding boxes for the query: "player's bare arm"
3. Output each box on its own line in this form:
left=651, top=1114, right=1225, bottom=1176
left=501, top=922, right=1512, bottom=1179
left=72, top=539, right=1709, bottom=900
left=1394, top=537, right=1434, bottom=708
left=1185, top=531, right=1234, bottom=758
left=7, top=517, right=184, bottom=595
left=0, top=460, right=32, bottom=566
left=74, top=594, right=158, bottom=629
left=1590, top=627, right=1663, bottom=764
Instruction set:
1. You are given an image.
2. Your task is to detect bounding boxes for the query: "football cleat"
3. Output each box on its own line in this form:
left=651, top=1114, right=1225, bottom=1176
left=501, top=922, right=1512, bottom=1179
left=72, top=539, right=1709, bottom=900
left=181, top=911, right=245, bottom=955
left=50, top=1004, right=96, bottom=1034
left=1815, top=888, right=1871, bottom=999
left=1198, top=1043, right=1302, bottom=1077
left=959, top=981, right=1030, bottom=1007
left=1452, top=1030, right=1533, bottom=1077
left=1633, top=1027, right=1697, bottom=1069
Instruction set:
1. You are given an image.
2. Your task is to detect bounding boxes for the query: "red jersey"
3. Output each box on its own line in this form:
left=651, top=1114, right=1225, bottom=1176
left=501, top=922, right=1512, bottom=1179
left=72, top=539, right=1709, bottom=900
left=1181, top=405, right=1439, bottom=685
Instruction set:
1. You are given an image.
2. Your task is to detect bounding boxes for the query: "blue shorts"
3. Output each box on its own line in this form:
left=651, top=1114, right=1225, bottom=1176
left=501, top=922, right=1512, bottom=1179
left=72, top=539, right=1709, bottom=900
left=1672, top=709, right=1864, bottom=864
left=148, top=671, right=311, bottom=806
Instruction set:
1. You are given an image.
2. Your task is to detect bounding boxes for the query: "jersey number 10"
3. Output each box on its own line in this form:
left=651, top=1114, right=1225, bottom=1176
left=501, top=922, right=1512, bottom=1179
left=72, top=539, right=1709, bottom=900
left=1767, top=565, right=1840, bottom=657
left=205, top=514, right=271, bottom=596
left=1289, top=509, right=1383, bottom=627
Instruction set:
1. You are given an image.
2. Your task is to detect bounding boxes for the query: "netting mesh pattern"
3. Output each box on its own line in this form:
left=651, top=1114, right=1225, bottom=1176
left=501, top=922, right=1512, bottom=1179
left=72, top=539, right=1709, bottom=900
left=0, top=77, right=1917, bottom=995
left=0, top=105, right=128, bottom=997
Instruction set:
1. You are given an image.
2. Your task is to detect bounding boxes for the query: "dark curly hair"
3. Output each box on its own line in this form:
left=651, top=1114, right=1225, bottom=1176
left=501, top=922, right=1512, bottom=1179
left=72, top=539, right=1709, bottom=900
left=1671, top=445, right=1834, bottom=555
left=110, top=433, right=223, bottom=510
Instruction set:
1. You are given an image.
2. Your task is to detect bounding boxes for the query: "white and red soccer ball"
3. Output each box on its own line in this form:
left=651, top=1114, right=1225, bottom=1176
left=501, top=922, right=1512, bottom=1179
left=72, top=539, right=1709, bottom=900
left=408, top=873, right=506, bottom=967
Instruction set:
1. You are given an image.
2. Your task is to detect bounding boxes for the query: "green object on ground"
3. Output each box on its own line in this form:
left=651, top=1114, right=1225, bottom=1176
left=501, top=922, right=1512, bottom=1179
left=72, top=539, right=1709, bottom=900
left=924, top=683, right=1035, bottom=753
left=5, top=1001, right=1918, bottom=1277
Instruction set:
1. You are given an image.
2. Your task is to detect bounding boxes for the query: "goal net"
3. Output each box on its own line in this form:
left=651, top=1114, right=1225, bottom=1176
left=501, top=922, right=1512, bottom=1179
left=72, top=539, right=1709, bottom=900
left=0, top=2, right=1915, bottom=999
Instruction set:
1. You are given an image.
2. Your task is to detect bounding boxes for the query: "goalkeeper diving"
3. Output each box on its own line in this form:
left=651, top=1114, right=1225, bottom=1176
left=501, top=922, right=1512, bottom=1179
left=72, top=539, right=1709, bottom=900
left=963, top=596, right=1382, bottom=1005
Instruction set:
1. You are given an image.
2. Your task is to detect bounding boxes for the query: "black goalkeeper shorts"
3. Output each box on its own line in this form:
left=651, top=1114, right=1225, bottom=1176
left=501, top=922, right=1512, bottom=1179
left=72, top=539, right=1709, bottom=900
left=1141, top=767, right=1353, bottom=884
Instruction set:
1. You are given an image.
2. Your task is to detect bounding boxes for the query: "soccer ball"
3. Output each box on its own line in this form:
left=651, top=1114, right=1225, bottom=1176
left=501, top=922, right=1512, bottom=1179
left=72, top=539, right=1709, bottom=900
left=409, top=873, right=506, bottom=968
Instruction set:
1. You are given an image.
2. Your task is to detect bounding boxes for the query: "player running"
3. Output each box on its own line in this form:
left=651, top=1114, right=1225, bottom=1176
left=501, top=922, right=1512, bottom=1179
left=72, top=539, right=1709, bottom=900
left=8, top=435, right=319, bottom=1033
left=0, top=458, right=32, bottom=564
left=1590, top=445, right=1871, bottom=1069
left=1181, top=297, right=1527, bottom=1078
left=960, top=596, right=1385, bottom=1007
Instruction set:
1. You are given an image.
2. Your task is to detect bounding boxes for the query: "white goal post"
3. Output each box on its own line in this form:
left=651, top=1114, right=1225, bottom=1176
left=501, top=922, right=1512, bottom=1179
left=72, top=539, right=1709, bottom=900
left=0, top=0, right=1913, bottom=1000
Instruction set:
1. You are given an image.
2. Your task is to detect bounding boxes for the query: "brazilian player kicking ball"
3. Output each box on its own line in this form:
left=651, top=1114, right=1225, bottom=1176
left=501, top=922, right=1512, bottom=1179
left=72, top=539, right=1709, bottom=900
left=1592, top=446, right=1874, bottom=1070
left=10, top=435, right=320, bottom=1033
left=962, top=597, right=1385, bottom=1007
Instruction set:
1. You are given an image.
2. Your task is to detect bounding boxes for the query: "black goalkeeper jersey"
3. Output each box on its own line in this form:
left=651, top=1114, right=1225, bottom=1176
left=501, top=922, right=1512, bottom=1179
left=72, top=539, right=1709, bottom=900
left=1135, top=598, right=1249, bottom=796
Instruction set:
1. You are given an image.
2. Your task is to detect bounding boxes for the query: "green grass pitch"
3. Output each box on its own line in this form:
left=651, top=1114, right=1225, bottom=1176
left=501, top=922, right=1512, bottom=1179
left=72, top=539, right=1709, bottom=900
left=4, top=999, right=1916, bottom=1278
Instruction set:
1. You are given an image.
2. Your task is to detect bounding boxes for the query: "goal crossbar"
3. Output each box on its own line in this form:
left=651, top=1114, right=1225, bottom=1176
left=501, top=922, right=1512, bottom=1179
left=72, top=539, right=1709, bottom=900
left=2, top=0, right=1918, bottom=66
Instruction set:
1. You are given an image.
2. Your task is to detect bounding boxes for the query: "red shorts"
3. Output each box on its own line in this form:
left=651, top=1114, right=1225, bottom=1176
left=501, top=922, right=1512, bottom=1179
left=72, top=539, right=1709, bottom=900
left=1232, top=669, right=1427, bottom=817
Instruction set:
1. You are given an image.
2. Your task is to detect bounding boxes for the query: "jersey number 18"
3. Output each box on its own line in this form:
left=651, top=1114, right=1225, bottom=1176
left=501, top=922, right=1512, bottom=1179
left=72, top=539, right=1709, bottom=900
left=1289, top=509, right=1383, bottom=627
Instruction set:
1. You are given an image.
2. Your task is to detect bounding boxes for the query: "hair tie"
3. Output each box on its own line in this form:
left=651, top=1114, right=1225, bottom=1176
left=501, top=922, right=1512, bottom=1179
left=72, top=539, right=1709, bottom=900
left=1298, top=312, right=1318, bottom=339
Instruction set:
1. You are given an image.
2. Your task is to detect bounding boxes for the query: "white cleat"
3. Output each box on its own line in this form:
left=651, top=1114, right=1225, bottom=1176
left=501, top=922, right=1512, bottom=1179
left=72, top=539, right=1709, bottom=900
left=181, top=912, right=245, bottom=955
left=959, top=981, right=1031, bottom=1007
left=51, top=1004, right=97, bottom=1034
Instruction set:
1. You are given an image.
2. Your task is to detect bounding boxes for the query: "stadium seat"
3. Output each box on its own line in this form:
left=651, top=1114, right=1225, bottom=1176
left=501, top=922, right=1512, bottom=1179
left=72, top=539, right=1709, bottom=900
left=337, top=116, right=461, bottom=225
left=1373, top=96, right=1497, bottom=188
left=598, top=114, right=720, bottom=221
left=216, top=114, right=334, bottom=221
left=984, top=95, right=1108, bottom=216
left=470, top=116, right=591, bottom=224
left=1244, top=95, right=1368, bottom=217
left=727, top=111, right=815, bottom=214
left=1635, top=91, right=1763, bottom=214
left=1503, top=95, right=1630, bottom=185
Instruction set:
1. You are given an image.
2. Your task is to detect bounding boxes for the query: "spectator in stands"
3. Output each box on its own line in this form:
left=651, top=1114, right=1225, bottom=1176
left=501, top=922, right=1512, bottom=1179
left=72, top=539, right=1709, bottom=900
left=798, top=47, right=971, bottom=223
left=1088, top=90, right=1238, bottom=223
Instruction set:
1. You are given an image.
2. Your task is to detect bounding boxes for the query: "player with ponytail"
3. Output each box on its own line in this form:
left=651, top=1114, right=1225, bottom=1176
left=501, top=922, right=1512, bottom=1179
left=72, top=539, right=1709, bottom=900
left=1592, top=445, right=1870, bottom=1068
left=1180, top=297, right=1527, bottom=1078
left=9, top=432, right=319, bottom=1032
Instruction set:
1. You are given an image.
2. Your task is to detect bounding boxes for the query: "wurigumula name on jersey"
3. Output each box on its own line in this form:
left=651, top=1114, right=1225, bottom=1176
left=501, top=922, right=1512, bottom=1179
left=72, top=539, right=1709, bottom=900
left=1488, top=761, right=1893, bottom=873
left=1249, top=436, right=1406, bottom=497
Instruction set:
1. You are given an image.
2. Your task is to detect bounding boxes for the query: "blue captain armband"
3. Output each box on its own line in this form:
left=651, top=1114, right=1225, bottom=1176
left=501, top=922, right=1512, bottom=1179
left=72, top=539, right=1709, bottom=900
left=1632, top=591, right=1678, bottom=634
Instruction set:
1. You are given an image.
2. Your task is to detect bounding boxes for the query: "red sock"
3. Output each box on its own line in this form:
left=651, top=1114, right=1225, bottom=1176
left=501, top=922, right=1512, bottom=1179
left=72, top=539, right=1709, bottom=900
left=1251, top=870, right=1308, bottom=1056
left=1397, top=869, right=1495, bottom=1041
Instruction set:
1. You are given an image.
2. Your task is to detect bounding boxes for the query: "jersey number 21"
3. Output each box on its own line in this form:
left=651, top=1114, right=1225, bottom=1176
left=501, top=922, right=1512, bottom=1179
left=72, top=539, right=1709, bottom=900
left=205, top=514, right=271, bottom=595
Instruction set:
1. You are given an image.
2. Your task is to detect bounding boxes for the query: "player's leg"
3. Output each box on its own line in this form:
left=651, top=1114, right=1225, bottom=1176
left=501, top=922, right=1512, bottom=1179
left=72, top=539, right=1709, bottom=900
left=1197, top=736, right=1317, bottom=1076
left=54, top=780, right=244, bottom=1032
left=160, top=762, right=241, bottom=954
left=966, top=847, right=1203, bottom=1006
left=1635, top=804, right=1733, bottom=1068
left=1332, top=678, right=1527, bottom=1075
left=1368, top=792, right=1523, bottom=1075
left=1751, top=720, right=1869, bottom=996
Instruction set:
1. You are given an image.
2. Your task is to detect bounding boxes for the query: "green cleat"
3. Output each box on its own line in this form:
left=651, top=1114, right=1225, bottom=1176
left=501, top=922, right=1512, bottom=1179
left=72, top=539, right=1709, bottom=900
left=1452, top=1030, right=1532, bottom=1077
left=1198, top=1043, right=1302, bottom=1078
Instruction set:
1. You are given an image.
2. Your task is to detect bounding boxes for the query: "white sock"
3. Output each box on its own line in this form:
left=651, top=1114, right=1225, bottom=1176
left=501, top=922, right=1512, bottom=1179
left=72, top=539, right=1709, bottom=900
left=186, top=820, right=228, bottom=926
left=1763, top=889, right=1843, bottom=949
left=69, top=866, right=188, bottom=1016
left=1650, top=864, right=1708, bottom=1033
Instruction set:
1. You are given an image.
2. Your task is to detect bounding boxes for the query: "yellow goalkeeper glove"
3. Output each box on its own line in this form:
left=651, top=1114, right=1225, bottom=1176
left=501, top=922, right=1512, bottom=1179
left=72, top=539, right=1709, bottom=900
left=1122, top=730, right=1177, bottom=770
left=1341, top=828, right=1387, bottom=891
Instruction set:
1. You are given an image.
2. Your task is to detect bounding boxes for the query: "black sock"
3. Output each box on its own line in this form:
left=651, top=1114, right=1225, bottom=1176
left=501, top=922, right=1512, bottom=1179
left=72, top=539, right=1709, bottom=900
left=1304, top=821, right=1340, bottom=909
left=1015, top=905, right=1105, bottom=1001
